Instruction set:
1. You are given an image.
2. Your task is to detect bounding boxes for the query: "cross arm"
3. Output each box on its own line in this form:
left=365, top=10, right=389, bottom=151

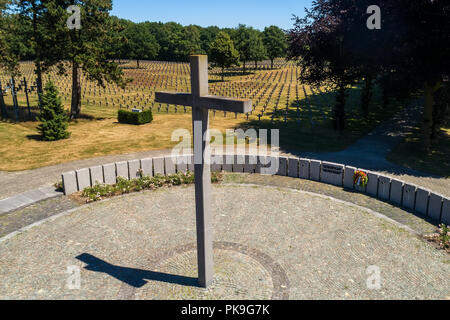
left=155, top=92, right=193, bottom=106
left=155, top=91, right=252, bottom=114
left=196, top=96, right=252, bottom=114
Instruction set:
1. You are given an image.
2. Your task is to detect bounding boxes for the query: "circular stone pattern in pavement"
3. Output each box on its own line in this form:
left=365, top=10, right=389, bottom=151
left=0, top=184, right=449, bottom=300
left=128, top=242, right=282, bottom=300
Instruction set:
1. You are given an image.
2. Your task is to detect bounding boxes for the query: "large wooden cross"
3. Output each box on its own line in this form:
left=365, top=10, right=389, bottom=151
left=155, top=55, right=252, bottom=288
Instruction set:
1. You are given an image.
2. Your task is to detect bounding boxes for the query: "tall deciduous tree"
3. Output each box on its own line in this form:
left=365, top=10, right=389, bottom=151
left=289, top=0, right=450, bottom=142
left=182, top=25, right=202, bottom=56
left=392, top=0, right=450, bottom=148
left=150, top=22, right=202, bottom=62
left=288, top=1, right=360, bottom=130
left=233, top=24, right=260, bottom=74
left=200, top=25, right=220, bottom=54
left=340, top=0, right=449, bottom=145
left=5, top=13, right=33, bottom=61
left=104, top=16, right=128, bottom=63
left=263, top=25, right=287, bottom=69
left=331, top=1, right=403, bottom=118
left=209, top=31, right=239, bottom=81
left=45, top=0, right=127, bottom=119
left=14, top=0, right=48, bottom=98
left=250, top=29, right=267, bottom=69
left=0, top=0, right=19, bottom=74
left=125, top=22, right=159, bottom=68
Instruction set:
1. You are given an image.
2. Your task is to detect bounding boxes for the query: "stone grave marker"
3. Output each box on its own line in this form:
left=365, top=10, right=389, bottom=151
left=116, top=162, right=129, bottom=180
left=402, top=184, right=417, bottom=211
left=309, top=160, right=321, bottom=181
left=76, top=169, right=91, bottom=191
left=320, top=162, right=344, bottom=186
left=378, top=176, right=391, bottom=201
left=366, top=172, right=379, bottom=197
left=164, top=156, right=176, bottom=175
left=288, top=158, right=299, bottom=178
left=128, top=160, right=141, bottom=179
left=428, top=194, right=443, bottom=221
left=389, top=179, right=403, bottom=206
left=442, top=199, right=450, bottom=225
left=299, top=159, right=310, bottom=180
left=140, top=158, right=153, bottom=177
left=103, top=163, right=117, bottom=185
left=277, top=157, right=288, bottom=176
left=415, top=188, right=430, bottom=216
left=153, top=157, right=165, bottom=176
left=90, top=166, right=104, bottom=185
left=343, top=166, right=356, bottom=190
left=62, top=172, right=78, bottom=195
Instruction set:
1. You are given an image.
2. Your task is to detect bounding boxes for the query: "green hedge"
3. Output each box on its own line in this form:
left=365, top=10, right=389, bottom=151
left=118, top=109, right=153, bottom=125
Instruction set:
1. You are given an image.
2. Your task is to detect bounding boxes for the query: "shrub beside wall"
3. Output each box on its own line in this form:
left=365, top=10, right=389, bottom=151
left=118, top=109, right=153, bottom=125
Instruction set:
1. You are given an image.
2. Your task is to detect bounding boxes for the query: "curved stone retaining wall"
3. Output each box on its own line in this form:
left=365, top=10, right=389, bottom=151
left=62, top=154, right=450, bottom=226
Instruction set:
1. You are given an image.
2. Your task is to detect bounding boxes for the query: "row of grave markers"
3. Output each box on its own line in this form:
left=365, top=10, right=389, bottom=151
left=0, top=77, right=41, bottom=120
left=1, top=60, right=341, bottom=125
left=62, top=154, right=450, bottom=226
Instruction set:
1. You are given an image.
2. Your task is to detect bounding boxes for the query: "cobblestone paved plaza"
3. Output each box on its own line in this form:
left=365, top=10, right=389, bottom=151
left=0, top=183, right=448, bottom=300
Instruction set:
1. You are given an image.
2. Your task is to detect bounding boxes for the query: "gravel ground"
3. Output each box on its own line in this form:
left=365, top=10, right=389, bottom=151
left=225, top=174, right=438, bottom=234
left=0, top=184, right=448, bottom=300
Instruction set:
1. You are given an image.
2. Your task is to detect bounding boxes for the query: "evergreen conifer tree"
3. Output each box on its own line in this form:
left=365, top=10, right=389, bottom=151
left=37, top=80, right=70, bottom=141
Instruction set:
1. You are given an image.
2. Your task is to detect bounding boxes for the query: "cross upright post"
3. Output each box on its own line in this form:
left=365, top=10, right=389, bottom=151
left=190, top=55, right=213, bottom=288
left=155, top=55, right=252, bottom=288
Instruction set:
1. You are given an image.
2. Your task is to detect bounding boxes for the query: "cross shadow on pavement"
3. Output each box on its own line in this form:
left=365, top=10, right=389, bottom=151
left=76, top=253, right=199, bottom=288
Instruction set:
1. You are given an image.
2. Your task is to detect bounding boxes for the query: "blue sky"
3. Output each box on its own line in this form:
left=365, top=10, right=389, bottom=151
left=111, top=0, right=312, bottom=30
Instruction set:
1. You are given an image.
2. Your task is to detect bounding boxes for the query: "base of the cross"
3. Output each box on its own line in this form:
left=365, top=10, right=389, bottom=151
left=198, top=278, right=214, bottom=289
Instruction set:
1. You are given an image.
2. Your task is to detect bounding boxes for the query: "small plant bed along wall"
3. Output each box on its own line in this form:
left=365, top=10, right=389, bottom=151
left=118, top=108, right=153, bottom=125
left=424, top=224, right=450, bottom=254
left=73, top=171, right=223, bottom=203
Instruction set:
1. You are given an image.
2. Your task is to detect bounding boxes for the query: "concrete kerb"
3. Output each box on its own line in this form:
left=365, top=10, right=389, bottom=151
left=0, top=186, right=63, bottom=216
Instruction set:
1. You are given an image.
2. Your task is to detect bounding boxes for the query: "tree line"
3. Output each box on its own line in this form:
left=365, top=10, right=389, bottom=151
left=113, top=20, right=287, bottom=70
left=0, top=0, right=288, bottom=119
left=287, top=0, right=450, bottom=148
left=113, top=21, right=287, bottom=74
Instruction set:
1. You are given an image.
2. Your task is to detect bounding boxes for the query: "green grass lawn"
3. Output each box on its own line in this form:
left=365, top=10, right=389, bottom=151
left=0, top=63, right=406, bottom=171
left=387, top=125, right=450, bottom=178
left=243, top=84, right=404, bottom=152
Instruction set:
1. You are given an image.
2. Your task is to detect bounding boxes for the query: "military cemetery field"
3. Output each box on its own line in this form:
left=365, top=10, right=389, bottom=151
left=1, top=0, right=449, bottom=303
left=0, top=59, right=403, bottom=171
